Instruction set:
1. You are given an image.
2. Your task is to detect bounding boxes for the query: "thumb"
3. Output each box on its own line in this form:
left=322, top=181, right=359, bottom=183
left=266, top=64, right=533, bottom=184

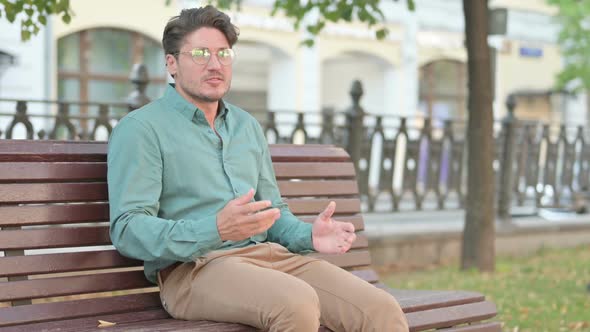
left=319, top=201, right=336, bottom=222
left=234, top=188, right=255, bottom=205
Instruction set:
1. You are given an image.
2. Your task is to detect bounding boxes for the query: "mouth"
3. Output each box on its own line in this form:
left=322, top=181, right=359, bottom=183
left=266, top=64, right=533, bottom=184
left=204, top=77, right=224, bottom=84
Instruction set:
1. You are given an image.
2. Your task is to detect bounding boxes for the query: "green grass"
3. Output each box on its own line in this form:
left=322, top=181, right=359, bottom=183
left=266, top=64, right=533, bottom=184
left=383, top=245, right=590, bottom=332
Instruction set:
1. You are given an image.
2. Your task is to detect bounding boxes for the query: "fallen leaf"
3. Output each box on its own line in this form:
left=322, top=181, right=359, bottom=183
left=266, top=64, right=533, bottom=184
left=568, top=321, right=590, bottom=330
left=97, top=320, right=117, bottom=328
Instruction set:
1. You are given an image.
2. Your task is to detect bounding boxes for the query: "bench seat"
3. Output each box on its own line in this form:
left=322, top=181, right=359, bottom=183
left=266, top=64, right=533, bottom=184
left=0, top=140, right=499, bottom=331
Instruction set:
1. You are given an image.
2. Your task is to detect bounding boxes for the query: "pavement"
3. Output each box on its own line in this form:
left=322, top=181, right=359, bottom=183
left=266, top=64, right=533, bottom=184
left=361, top=205, right=590, bottom=269
left=362, top=206, right=590, bottom=239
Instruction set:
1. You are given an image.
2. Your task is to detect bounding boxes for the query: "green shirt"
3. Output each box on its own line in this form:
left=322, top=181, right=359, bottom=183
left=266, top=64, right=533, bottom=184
left=108, top=84, right=313, bottom=284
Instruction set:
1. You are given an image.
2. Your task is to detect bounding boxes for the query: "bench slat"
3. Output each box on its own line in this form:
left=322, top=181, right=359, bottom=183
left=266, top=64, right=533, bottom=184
left=0, top=203, right=109, bottom=227
left=277, top=180, right=358, bottom=197
left=0, top=142, right=350, bottom=162
left=310, top=249, right=371, bottom=268
left=438, top=322, right=502, bottom=332
left=299, top=215, right=364, bottom=230
left=0, top=140, right=107, bottom=162
left=0, top=292, right=162, bottom=328
left=273, top=162, right=355, bottom=179
left=0, top=183, right=107, bottom=203
left=78, top=318, right=257, bottom=332
left=0, top=226, right=111, bottom=250
left=286, top=198, right=360, bottom=214
left=350, top=269, right=379, bottom=284
left=0, top=203, right=361, bottom=228
left=101, top=320, right=332, bottom=332
left=0, top=271, right=153, bottom=302
left=0, top=309, right=171, bottom=332
left=0, top=162, right=355, bottom=183
left=351, top=233, right=368, bottom=249
left=0, top=250, right=140, bottom=277
left=0, top=189, right=359, bottom=219
left=0, top=225, right=367, bottom=251
left=405, top=301, right=498, bottom=332
left=386, top=288, right=486, bottom=313
left=0, top=162, right=106, bottom=182
left=0, top=249, right=371, bottom=296
left=269, top=145, right=350, bottom=162
left=1, top=313, right=258, bottom=332
left=0, top=233, right=369, bottom=277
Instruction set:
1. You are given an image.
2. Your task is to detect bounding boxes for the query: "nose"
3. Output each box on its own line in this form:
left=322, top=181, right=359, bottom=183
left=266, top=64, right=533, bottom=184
left=206, top=53, right=222, bottom=70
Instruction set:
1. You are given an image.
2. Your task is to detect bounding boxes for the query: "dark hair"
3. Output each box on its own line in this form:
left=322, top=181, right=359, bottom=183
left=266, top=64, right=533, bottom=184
left=162, top=5, right=239, bottom=55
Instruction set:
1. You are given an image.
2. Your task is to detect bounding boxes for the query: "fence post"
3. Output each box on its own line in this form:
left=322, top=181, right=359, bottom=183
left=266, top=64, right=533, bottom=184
left=6, top=101, right=34, bottom=139
left=344, top=80, right=365, bottom=173
left=320, top=107, right=335, bottom=144
left=497, top=93, right=517, bottom=222
left=126, top=63, right=151, bottom=112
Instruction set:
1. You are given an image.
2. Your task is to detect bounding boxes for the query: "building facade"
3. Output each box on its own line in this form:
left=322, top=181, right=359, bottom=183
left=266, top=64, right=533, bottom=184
left=0, top=0, right=586, bottom=134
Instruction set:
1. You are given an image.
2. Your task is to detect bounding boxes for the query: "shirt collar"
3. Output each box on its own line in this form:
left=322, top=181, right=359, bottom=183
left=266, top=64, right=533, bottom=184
left=163, top=83, right=228, bottom=122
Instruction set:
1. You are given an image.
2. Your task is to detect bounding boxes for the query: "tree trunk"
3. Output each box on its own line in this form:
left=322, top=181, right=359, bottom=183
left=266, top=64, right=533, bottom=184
left=461, top=0, right=495, bottom=272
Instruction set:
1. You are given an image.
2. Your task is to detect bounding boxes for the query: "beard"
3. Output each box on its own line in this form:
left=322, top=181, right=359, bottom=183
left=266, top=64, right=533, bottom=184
left=183, top=80, right=231, bottom=104
left=193, top=91, right=224, bottom=102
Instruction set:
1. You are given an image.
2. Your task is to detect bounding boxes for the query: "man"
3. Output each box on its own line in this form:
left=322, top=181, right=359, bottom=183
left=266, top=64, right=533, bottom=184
left=108, top=5, right=408, bottom=332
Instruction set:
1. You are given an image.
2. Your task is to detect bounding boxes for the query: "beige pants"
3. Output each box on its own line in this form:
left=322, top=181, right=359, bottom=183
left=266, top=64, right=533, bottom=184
left=158, top=242, right=408, bottom=332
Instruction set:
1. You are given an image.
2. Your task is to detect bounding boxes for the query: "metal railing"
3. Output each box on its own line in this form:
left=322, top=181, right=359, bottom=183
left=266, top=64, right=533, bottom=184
left=1, top=64, right=588, bottom=216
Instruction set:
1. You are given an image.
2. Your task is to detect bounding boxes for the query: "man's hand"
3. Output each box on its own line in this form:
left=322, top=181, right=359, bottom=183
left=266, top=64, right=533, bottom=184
left=217, top=189, right=281, bottom=241
left=312, top=201, right=356, bottom=254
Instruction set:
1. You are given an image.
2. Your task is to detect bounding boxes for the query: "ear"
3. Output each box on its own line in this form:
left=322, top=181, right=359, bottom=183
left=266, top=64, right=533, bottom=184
left=165, top=54, right=178, bottom=78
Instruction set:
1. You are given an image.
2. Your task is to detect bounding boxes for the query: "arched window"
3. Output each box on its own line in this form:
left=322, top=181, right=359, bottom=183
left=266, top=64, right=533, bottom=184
left=419, top=60, right=467, bottom=120
left=57, top=28, right=167, bottom=116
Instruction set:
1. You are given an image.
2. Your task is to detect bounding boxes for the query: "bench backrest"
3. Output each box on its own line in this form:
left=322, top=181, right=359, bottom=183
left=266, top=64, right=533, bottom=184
left=0, top=140, right=375, bottom=327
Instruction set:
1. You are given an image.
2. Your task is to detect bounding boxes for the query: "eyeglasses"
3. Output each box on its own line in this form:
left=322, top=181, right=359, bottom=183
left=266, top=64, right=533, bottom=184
left=175, top=48, right=235, bottom=66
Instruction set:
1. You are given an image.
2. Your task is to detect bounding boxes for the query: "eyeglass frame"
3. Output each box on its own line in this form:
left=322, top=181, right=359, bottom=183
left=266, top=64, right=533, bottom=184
left=173, top=47, right=235, bottom=66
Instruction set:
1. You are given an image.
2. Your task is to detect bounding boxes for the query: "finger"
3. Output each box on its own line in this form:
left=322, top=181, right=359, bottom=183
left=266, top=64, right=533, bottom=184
left=249, top=209, right=280, bottom=233
left=319, top=201, right=336, bottom=222
left=240, top=200, right=272, bottom=214
left=259, top=214, right=279, bottom=232
left=348, top=233, right=357, bottom=244
left=339, top=221, right=355, bottom=233
left=233, top=188, right=255, bottom=206
left=245, top=208, right=281, bottom=224
left=337, top=241, right=351, bottom=254
left=342, top=239, right=352, bottom=250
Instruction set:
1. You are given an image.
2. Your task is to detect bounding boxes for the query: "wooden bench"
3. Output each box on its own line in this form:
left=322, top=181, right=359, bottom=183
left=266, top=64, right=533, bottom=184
left=0, top=139, right=500, bottom=331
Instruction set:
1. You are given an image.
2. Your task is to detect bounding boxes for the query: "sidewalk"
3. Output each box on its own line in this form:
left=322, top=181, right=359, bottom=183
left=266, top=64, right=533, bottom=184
left=363, top=207, right=590, bottom=237
left=361, top=207, right=590, bottom=270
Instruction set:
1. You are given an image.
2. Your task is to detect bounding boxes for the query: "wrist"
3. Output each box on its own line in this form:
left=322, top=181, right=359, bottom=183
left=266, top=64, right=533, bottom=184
left=311, top=229, right=319, bottom=251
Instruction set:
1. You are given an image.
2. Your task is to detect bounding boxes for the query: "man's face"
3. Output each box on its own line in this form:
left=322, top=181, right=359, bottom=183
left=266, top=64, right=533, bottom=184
left=166, top=27, right=233, bottom=105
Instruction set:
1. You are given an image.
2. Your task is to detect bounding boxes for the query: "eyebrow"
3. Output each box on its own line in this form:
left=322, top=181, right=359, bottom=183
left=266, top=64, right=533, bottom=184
left=187, top=46, right=230, bottom=50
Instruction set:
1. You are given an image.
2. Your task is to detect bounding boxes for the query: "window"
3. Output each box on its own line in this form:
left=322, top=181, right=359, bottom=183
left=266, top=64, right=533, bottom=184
left=58, top=28, right=167, bottom=117
left=419, top=60, right=467, bottom=121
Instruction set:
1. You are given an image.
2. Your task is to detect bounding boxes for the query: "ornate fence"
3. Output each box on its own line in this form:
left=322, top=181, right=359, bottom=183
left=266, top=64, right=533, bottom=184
left=1, top=65, right=588, bottom=215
